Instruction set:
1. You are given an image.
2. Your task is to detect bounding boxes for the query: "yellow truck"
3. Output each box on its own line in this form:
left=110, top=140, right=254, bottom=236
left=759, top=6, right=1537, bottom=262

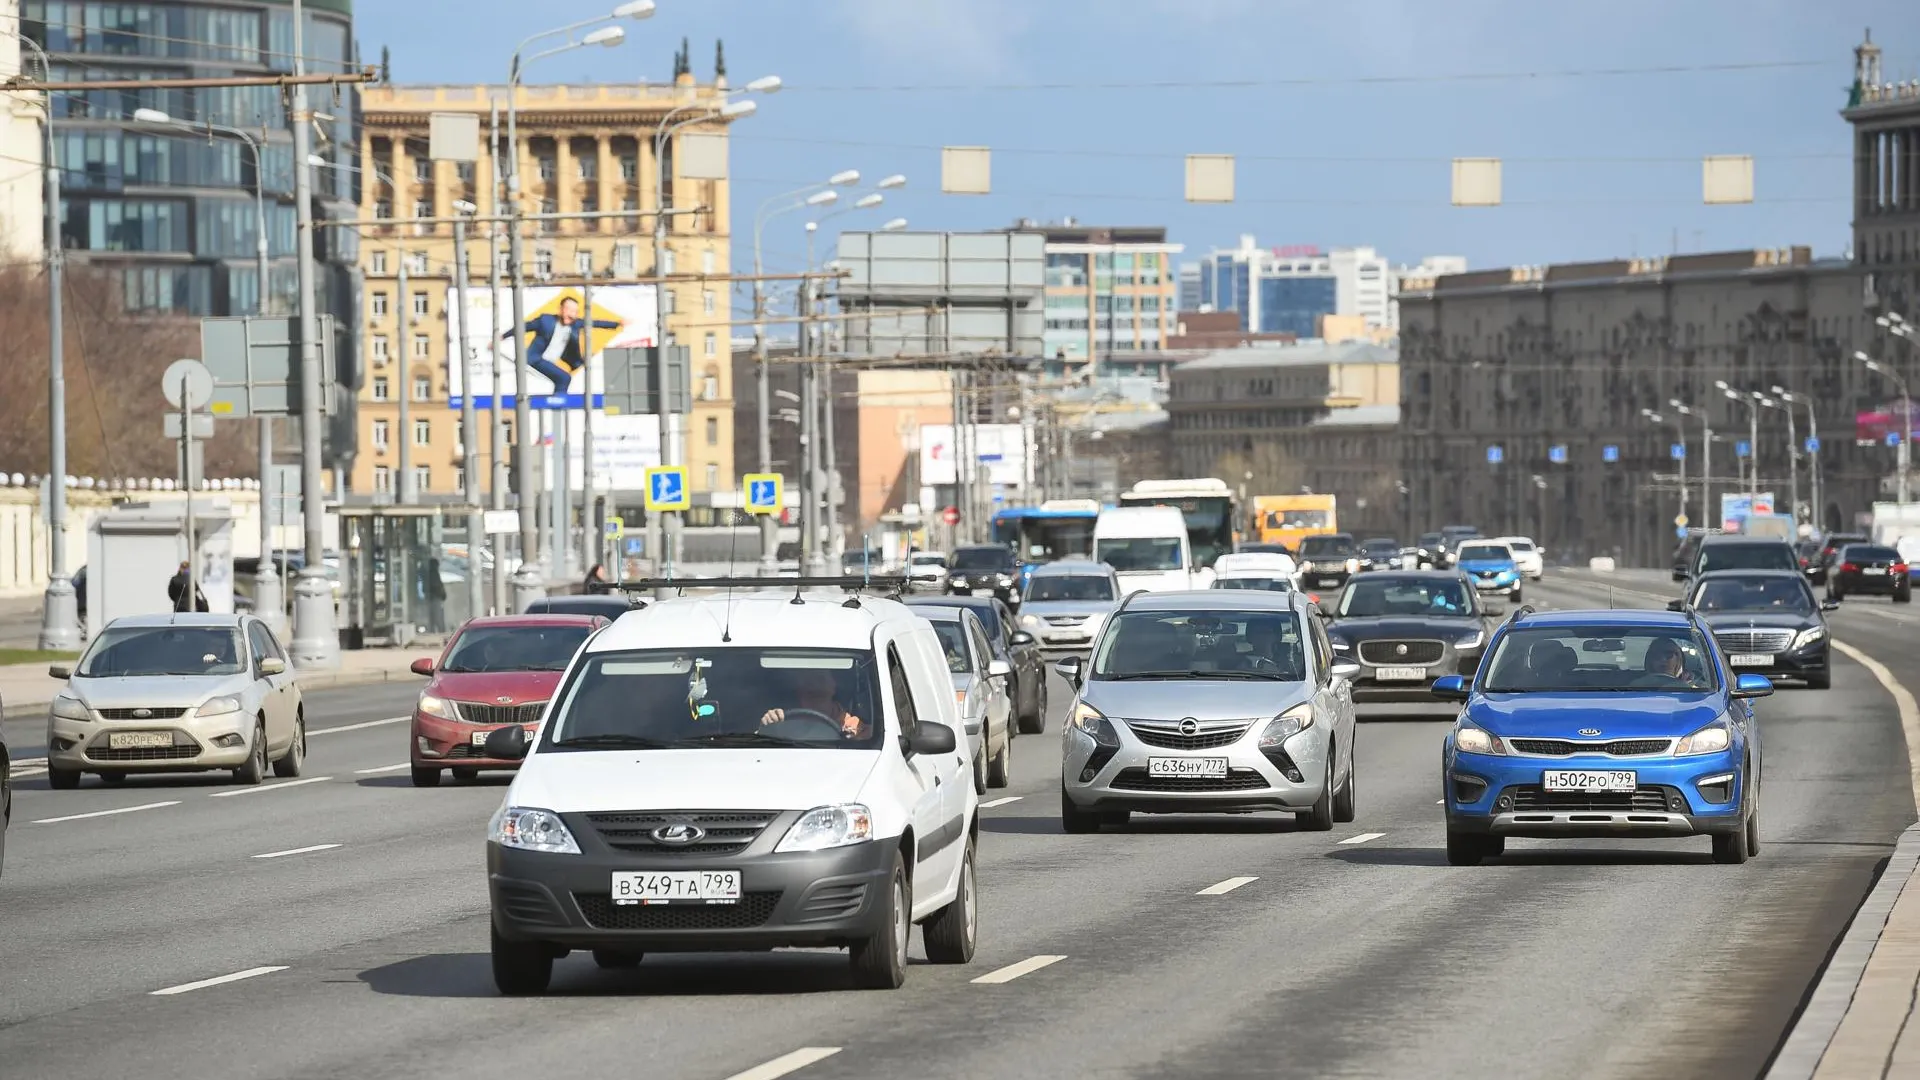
left=1252, top=494, right=1338, bottom=553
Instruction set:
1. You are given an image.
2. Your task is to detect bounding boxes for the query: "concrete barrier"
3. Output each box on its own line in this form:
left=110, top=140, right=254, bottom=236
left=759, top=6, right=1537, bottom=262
left=1588, top=557, right=1617, bottom=573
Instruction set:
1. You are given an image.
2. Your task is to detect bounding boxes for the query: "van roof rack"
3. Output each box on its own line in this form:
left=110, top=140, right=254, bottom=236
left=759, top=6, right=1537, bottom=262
left=616, top=575, right=911, bottom=604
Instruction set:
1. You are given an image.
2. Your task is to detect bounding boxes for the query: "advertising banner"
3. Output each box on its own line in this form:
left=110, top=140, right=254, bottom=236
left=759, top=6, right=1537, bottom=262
left=918, top=423, right=1028, bottom=487
left=447, top=284, right=659, bottom=409
left=533, top=411, right=662, bottom=492
left=1855, top=401, right=1920, bottom=445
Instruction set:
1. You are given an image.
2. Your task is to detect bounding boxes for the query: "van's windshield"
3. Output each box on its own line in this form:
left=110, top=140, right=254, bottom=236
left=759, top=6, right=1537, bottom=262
left=542, top=648, right=885, bottom=750
left=1095, top=537, right=1183, bottom=572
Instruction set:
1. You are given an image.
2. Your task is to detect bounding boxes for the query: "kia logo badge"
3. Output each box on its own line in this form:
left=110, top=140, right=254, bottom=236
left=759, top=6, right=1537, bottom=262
left=496, top=696, right=515, bottom=704
left=652, top=824, right=705, bottom=845
left=1578, top=728, right=1602, bottom=737
left=1177, top=717, right=1200, bottom=736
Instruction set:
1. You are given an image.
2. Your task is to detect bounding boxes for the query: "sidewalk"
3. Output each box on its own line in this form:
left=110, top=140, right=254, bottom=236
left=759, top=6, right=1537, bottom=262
left=0, top=646, right=428, bottom=719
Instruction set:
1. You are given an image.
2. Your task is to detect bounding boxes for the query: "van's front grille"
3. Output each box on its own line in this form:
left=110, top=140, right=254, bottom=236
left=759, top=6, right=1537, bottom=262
left=583, top=810, right=780, bottom=856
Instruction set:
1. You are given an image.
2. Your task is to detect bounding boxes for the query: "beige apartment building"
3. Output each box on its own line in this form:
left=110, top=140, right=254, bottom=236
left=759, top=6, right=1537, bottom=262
left=349, top=71, right=741, bottom=500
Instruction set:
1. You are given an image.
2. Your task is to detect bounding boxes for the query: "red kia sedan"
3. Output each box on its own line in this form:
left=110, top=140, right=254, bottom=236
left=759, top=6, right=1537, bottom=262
left=408, top=614, right=605, bottom=787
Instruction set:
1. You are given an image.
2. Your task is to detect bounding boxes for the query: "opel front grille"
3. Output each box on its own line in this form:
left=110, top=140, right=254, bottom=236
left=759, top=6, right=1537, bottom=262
left=1123, top=718, right=1251, bottom=751
left=1108, top=768, right=1269, bottom=793
left=1357, top=640, right=1446, bottom=666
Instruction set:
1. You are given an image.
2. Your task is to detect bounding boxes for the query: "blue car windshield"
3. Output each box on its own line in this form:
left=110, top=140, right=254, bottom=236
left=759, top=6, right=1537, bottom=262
left=1455, top=544, right=1512, bottom=563
left=1482, top=626, right=1717, bottom=693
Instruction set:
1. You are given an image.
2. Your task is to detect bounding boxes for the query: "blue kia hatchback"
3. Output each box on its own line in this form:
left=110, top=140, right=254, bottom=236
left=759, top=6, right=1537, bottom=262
left=1433, top=607, right=1769, bottom=866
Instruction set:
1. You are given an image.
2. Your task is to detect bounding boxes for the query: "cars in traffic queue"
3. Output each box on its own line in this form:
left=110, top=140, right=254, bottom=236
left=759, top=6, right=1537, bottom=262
left=1433, top=607, right=1768, bottom=866
left=1015, top=560, right=1122, bottom=659
left=1057, top=590, right=1359, bottom=832
left=1682, top=535, right=1799, bottom=582
left=1321, top=571, right=1491, bottom=703
left=1826, top=542, right=1913, bottom=603
left=1094, top=505, right=1202, bottom=594
left=945, top=544, right=1020, bottom=604
left=1495, top=536, right=1546, bottom=580
left=478, top=588, right=980, bottom=994
left=905, top=594, right=1047, bottom=733
left=44, top=613, right=305, bottom=789
left=1808, top=532, right=1870, bottom=585
left=1412, top=532, right=1446, bottom=569
left=1357, top=538, right=1402, bottom=572
left=1676, top=570, right=1837, bottom=689
left=1671, top=530, right=1716, bottom=581
left=1235, top=541, right=1296, bottom=557
left=1454, top=540, right=1524, bottom=603
left=1211, top=551, right=1298, bottom=592
left=906, top=551, right=950, bottom=593
left=921, top=606, right=1016, bottom=792
left=410, top=614, right=607, bottom=787
left=1438, top=525, right=1482, bottom=566
left=1296, top=533, right=1360, bottom=592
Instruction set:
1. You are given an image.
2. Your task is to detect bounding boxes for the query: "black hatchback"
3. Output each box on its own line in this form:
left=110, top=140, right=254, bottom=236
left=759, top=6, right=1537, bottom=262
left=1827, top=543, right=1913, bottom=603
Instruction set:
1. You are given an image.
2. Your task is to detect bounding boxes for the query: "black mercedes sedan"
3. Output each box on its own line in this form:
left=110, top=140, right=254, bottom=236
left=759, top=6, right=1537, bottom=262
left=1320, top=570, right=1491, bottom=704
left=1672, top=569, right=1837, bottom=689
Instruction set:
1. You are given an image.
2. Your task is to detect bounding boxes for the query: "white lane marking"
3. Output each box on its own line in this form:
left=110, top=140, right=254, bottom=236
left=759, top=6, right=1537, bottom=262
left=1196, top=876, right=1257, bottom=896
left=308, top=716, right=408, bottom=737
left=978, top=796, right=1022, bottom=808
left=208, top=776, right=333, bottom=798
left=971, top=954, right=1067, bottom=984
left=251, top=844, right=341, bottom=860
left=1832, top=640, right=1920, bottom=807
left=353, top=762, right=411, bottom=775
left=1436, top=800, right=1444, bottom=805
left=721, top=1048, right=843, bottom=1080
left=33, top=800, right=179, bottom=824
left=13, top=757, right=47, bottom=768
left=1339, top=832, right=1386, bottom=845
left=150, top=966, right=288, bottom=996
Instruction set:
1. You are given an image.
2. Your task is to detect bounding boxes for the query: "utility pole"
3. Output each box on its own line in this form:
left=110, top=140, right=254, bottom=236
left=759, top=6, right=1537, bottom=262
left=396, top=249, right=411, bottom=504
left=288, top=0, right=339, bottom=668
left=452, top=208, right=483, bottom=622
left=33, top=30, right=78, bottom=649
left=799, top=275, right=823, bottom=574
left=581, top=278, right=597, bottom=575
left=487, top=101, right=509, bottom=614
left=505, top=86, right=542, bottom=612
left=752, top=280, right=776, bottom=573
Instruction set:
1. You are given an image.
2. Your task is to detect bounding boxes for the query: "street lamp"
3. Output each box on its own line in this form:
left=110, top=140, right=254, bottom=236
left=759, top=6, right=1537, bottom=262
left=1772, top=385, right=1821, bottom=531
left=881, top=218, right=909, bottom=231
left=1856, top=350, right=1913, bottom=504
left=1751, top=392, right=1802, bottom=529
left=1641, top=407, right=1689, bottom=529
left=1670, top=398, right=1713, bottom=526
left=1715, top=382, right=1761, bottom=498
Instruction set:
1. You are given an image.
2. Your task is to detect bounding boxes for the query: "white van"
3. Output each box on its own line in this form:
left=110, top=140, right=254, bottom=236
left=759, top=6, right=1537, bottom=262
left=1094, top=505, right=1202, bottom=595
left=478, top=589, right=979, bottom=994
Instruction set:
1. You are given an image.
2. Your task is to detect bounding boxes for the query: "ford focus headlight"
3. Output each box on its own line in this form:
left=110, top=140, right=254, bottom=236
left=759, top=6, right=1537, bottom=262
left=1674, top=719, right=1732, bottom=757
left=1792, top=626, right=1826, bottom=650
left=417, top=693, right=458, bottom=720
left=51, top=694, right=91, bottom=721
left=1258, top=704, right=1315, bottom=747
left=196, top=695, right=242, bottom=718
left=776, top=803, right=873, bottom=852
left=488, top=806, right=581, bottom=854
left=1454, top=724, right=1506, bottom=756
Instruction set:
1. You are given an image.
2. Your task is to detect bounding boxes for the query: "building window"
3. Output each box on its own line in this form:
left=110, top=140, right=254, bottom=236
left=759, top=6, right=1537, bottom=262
left=537, top=198, right=557, bottom=234
left=413, top=418, right=431, bottom=446
left=371, top=335, right=390, bottom=362
left=576, top=249, right=593, bottom=275
left=413, top=374, right=431, bottom=401
left=412, top=334, right=429, bottom=358
left=704, top=332, right=716, bottom=357
left=701, top=249, right=715, bottom=275
left=407, top=251, right=428, bottom=275
left=703, top=373, right=719, bottom=400
left=371, top=419, right=390, bottom=451
left=370, top=250, right=388, bottom=275
left=412, top=200, right=431, bottom=224
left=372, top=376, right=390, bottom=401
left=661, top=249, right=675, bottom=275
left=537, top=157, right=555, bottom=181
left=613, top=243, right=637, bottom=274
left=535, top=249, right=553, bottom=277
left=502, top=418, right=514, bottom=445
left=706, top=416, right=719, bottom=446
left=371, top=292, right=389, bottom=317
left=663, top=289, right=676, bottom=315
left=412, top=291, right=429, bottom=317
left=618, top=155, right=638, bottom=182
left=413, top=158, right=431, bottom=183
left=412, top=465, right=431, bottom=492
left=374, top=200, right=392, bottom=221
left=703, top=290, right=715, bottom=315
left=456, top=161, right=475, bottom=183
left=578, top=155, right=597, bottom=181
left=706, top=463, right=719, bottom=490
left=373, top=465, right=392, bottom=493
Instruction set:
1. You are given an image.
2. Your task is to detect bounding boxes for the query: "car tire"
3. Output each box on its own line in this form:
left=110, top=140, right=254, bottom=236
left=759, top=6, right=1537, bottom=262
left=922, top=834, right=978, bottom=965
left=1745, top=786, right=1761, bottom=858
left=411, top=766, right=442, bottom=788
left=452, top=766, right=481, bottom=782
left=232, top=720, right=268, bottom=785
left=99, top=772, right=127, bottom=785
left=491, top=926, right=553, bottom=995
left=48, top=766, right=81, bottom=791
left=1332, top=758, right=1356, bottom=824
left=986, top=734, right=1011, bottom=789
left=1510, top=587, right=1524, bottom=603
left=1445, top=828, right=1485, bottom=866
left=849, top=852, right=910, bottom=990
left=591, top=949, right=643, bottom=969
left=1713, top=773, right=1753, bottom=865
left=1898, top=585, right=1913, bottom=604
left=1060, top=787, right=1104, bottom=834
left=972, top=748, right=987, bottom=795
left=273, top=712, right=305, bottom=778
left=1296, top=753, right=1335, bottom=832
left=1019, top=680, right=1046, bottom=735
left=1807, top=669, right=1832, bottom=690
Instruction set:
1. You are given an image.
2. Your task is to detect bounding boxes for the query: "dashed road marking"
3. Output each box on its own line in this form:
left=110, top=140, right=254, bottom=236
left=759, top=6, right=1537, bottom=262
left=252, top=844, right=341, bottom=859
left=151, top=966, right=288, bottom=996
left=1196, top=876, right=1258, bottom=896
left=34, top=800, right=179, bottom=824
left=209, top=776, right=333, bottom=798
left=308, top=716, right=408, bottom=737
left=972, top=954, right=1067, bottom=984
left=979, top=796, right=1022, bottom=808
left=1339, top=832, right=1386, bottom=845
left=354, top=763, right=411, bottom=775
left=721, top=1048, right=844, bottom=1080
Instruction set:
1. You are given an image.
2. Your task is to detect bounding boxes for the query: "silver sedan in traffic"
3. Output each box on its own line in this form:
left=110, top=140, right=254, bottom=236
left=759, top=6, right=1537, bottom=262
left=1017, top=559, right=1121, bottom=655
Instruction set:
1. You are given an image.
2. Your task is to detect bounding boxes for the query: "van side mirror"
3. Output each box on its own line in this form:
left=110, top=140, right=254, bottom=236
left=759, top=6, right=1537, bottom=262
left=258, top=657, right=287, bottom=676
left=483, top=725, right=532, bottom=760
left=905, top=720, right=957, bottom=757
left=1330, top=659, right=1361, bottom=682
left=1430, top=674, right=1470, bottom=701
left=410, top=657, right=435, bottom=677
left=1055, top=655, right=1084, bottom=688
left=987, top=659, right=1014, bottom=679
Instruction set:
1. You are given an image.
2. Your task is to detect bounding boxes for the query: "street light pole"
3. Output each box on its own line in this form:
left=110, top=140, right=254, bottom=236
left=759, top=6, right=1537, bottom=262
left=23, top=36, right=78, bottom=650
left=1857, top=351, right=1912, bottom=504
left=1672, top=399, right=1711, bottom=529
left=451, top=201, right=483, bottom=621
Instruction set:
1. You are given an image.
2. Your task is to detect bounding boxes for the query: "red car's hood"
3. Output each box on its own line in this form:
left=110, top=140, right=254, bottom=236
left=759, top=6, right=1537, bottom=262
left=427, top=670, right=564, bottom=705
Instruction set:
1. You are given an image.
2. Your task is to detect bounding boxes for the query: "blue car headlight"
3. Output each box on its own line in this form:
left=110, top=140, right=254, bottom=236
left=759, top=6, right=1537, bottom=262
left=1454, top=723, right=1506, bottom=756
left=1674, top=719, right=1732, bottom=756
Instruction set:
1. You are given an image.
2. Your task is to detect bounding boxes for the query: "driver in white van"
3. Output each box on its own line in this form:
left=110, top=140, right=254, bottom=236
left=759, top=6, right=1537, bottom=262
left=759, top=667, right=868, bottom=737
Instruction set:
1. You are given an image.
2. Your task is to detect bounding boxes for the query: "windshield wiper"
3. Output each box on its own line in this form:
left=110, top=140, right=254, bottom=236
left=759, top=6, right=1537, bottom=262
left=550, top=733, right=687, bottom=749
left=686, top=730, right=826, bottom=748
left=1103, top=670, right=1284, bottom=681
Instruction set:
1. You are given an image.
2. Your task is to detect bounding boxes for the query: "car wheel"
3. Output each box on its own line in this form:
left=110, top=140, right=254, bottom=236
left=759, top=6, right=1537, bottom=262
left=849, top=851, right=909, bottom=989
left=1296, top=752, right=1335, bottom=832
left=923, top=834, right=978, bottom=964
left=986, top=734, right=1011, bottom=789
left=1745, top=784, right=1761, bottom=858
left=1332, top=757, right=1357, bottom=824
left=1060, top=786, right=1104, bottom=834
left=1445, top=828, right=1485, bottom=866
left=410, top=766, right=443, bottom=788
left=232, top=720, right=268, bottom=785
left=48, top=766, right=81, bottom=791
left=972, top=747, right=987, bottom=795
left=591, top=949, right=643, bottom=969
left=491, top=925, right=553, bottom=995
left=1510, top=587, right=1524, bottom=603
left=452, top=766, right=481, bottom=782
left=1806, top=669, right=1832, bottom=690
left=1712, top=774, right=1753, bottom=865
left=99, top=772, right=127, bottom=785
left=1898, top=585, right=1913, bottom=604
left=1018, top=679, right=1046, bottom=735
left=272, top=711, right=305, bottom=778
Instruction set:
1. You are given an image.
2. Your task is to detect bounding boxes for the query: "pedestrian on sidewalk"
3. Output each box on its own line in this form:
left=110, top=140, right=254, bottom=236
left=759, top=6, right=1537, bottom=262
left=423, top=557, right=448, bottom=633
left=167, top=560, right=209, bottom=613
left=583, top=564, right=611, bottom=594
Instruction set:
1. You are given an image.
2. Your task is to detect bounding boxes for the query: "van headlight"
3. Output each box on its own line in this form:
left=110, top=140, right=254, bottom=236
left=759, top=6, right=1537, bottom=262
left=775, top=803, right=873, bottom=852
left=1020, top=613, right=1043, bottom=629
left=417, top=693, right=457, bottom=720
left=488, top=806, right=581, bottom=854
left=196, top=696, right=242, bottom=718
left=51, top=695, right=91, bottom=720
left=1258, top=704, right=1315, bottom=746
left=1674, top=719, right=1732, bottom=757
left=1792, top=626, right=1826, bottom=650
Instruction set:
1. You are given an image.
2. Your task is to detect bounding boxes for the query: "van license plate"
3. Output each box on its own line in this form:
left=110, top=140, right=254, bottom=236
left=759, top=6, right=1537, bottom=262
left=1728, top=654, right=1774, bottom=667
left=1542, top=770, right=1636, bottom=793
left=972, top=587, right=996, bottom=596
left=610, top=870, right=741, bottom=905
left=1375, top=666, right=1427, bottom=682
left=1148, top=757, right=1228, bottom=778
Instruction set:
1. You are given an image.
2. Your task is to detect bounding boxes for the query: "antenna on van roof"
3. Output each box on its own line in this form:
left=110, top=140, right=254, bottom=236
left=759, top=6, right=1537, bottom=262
left=721, top=520, right=741, bottom=641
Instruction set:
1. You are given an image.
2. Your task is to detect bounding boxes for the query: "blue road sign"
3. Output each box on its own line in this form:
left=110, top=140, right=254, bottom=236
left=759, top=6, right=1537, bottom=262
left=743, top=473, right=782, bottom=515
left=1735, top=440, right=1751, bottom=458
left=1487, top=446, right=1504, bottom=465
left=1671, top=443, right=1686, bottom=460
left=1548, top=445, right=1567, bottom=464
left=1889, top=432, right=1903, bottom=447
left=1602, top=444, right=1620, bottom=463
left=624, top=537, right=644, bottom=557
left=644, top=466, right=689, bottom=511
left=1675, top=525, right=1689, bottom=539
left=1805, top=436, right=1821, bottom=454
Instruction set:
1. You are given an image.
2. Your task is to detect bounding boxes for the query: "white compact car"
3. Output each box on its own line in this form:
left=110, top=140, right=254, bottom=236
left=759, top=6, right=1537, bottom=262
left=480, top=588, right=979, bottom=994
left=1494, top=536, right=1546, bottom=580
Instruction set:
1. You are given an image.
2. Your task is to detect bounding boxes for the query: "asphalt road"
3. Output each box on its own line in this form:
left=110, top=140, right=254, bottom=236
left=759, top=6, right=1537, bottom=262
left=0, top=577, right=1912, bottom=1080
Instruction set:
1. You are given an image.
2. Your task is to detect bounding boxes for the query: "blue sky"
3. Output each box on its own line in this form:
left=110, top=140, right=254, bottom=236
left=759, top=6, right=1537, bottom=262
left=353, top=0, right=1917, bottom=276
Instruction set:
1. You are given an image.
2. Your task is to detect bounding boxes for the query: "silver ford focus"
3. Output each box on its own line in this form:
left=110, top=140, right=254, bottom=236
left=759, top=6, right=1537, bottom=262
left=1058, top=590, right=1359, bottom=832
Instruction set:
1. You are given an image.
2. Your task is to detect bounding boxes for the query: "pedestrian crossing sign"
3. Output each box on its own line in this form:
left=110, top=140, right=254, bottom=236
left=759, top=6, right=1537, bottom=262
left=644, top=467, right=689, bottom=511
left=744, top=473, right=782, bottom=515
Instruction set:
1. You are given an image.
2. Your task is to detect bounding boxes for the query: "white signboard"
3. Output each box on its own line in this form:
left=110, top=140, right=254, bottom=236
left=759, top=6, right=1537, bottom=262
left=537, top=411, right=662, bottom=491
left=448, top=283, right=659, bottom=409
left=918, top=423, right=1027, bottom=487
